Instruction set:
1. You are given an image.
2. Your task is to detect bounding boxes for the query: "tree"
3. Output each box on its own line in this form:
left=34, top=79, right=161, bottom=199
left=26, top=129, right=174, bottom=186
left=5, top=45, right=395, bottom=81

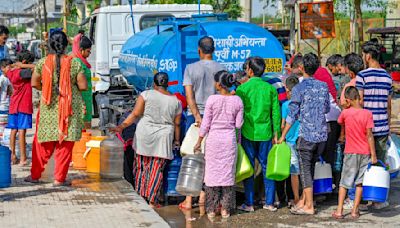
left=147, top=0, right=243, bottom=19
left=8, top=26, right=27, bottom=37
left=334, top=0, right=391, bottom=53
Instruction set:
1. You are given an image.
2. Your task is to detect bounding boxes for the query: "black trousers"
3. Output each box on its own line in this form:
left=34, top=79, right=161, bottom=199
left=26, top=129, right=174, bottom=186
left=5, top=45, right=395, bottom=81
left=322, top=121, right=341, bottom=166
left=276, top=177, right=294, bottom=203
left=322, top=121, right=341, bottom=188
left=124, top=146, right=135, bottom=188
left=297, top=137, right=326, bottom=188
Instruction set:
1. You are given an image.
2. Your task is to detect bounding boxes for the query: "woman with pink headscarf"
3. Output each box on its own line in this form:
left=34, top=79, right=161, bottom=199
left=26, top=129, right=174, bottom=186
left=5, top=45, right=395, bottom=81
left=71, top=33, right=93, bottom=129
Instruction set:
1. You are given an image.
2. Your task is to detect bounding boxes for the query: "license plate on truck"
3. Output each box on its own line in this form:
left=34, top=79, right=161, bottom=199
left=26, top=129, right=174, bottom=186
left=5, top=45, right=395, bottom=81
left=264, top=58, right=283, bottom=73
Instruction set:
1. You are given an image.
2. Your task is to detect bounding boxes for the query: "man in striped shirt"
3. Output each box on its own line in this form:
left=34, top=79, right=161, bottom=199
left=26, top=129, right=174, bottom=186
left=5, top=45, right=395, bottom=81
left=356, top=41, right=392, bottom=159
left=356, top=41, right=392, bottom=209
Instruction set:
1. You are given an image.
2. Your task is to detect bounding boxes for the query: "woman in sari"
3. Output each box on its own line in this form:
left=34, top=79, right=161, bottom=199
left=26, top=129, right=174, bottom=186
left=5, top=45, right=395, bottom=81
left=72, top=33, right=93, bottom=129
left=25, top=31, right=87, bottom=186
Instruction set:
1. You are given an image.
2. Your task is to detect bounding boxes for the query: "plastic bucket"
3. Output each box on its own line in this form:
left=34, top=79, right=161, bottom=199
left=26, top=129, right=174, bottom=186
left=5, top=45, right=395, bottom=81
left=313, top=157, right=333, bottom=195
left=362, top=160, right=390, bottom=203
left=0, top=145, right=11, bottom=188
left=72, top=131, right=92, bottom=170
left=85, top=136, right=107, bottom=173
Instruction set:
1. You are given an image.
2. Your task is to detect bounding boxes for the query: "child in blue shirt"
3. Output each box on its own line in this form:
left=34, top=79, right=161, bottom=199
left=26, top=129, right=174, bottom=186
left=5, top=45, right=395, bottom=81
left=281, top=76, right=301, bottom=207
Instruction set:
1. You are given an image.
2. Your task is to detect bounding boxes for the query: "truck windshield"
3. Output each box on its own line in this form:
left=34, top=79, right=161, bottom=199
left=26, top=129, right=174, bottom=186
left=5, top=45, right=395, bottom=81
left=140, top=14, right=174, bottom=30
left=89, top=16, right=97, bottom=44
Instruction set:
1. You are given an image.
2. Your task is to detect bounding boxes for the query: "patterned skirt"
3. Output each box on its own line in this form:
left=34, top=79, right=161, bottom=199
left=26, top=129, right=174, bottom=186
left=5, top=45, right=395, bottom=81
left=204, top=186, right=236, bottom=214
left=134, top=154, right=167, bottom=204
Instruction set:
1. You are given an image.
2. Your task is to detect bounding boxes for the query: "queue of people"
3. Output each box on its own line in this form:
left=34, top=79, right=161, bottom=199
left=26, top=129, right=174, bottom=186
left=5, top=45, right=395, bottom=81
left=111, top=35, right=394, bottom=221
left=0, top=23, right=396, bottom=221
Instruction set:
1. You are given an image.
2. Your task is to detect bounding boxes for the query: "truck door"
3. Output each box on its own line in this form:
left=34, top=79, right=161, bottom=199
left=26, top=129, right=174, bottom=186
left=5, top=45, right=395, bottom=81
left=107, top=13, right=134, bottom=74
left=88, top=15, right=97, bottom=74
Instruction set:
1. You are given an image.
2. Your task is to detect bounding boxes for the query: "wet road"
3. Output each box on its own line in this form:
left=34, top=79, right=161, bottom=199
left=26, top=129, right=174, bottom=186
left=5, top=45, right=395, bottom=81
left=156, top=178, right=400, bottom=228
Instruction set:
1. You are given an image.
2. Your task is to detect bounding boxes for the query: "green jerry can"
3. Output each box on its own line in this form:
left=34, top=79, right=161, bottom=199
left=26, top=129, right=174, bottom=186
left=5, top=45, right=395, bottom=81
left=266, top=142, right=291, bottom=181
left=236, top=143, right=254, bottom=183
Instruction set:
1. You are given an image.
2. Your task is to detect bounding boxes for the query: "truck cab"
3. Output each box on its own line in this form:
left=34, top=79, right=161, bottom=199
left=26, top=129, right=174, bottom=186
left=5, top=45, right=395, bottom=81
left=87, top=4, right=213, bottom=93
left=86, top=4, right=213, bottom=128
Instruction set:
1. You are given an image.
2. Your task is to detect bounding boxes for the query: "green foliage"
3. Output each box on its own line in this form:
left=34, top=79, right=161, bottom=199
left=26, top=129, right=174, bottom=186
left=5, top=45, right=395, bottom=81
left=335, top=10, right=386, bottom=19
left=8, top=26, right=27, bottom=37
left=87, top=0, right=103, bottom=13
left=148, top=0, right=242, bottom=19
left=251, top=15, right=281, bottom=24
left=334, top=0, right=389, bottom=16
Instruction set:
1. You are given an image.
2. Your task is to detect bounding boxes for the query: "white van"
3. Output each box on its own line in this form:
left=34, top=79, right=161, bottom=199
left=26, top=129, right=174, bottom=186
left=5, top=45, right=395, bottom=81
left=87, top=4, right=213, bottom=93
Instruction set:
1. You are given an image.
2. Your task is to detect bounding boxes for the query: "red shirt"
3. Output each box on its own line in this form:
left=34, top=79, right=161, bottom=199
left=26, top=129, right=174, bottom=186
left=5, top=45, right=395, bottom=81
left=7, top=69, right=33, bottom=114
left=314, top=67, right=337, bottom=100
left=338, top=107, right=374, bottom=155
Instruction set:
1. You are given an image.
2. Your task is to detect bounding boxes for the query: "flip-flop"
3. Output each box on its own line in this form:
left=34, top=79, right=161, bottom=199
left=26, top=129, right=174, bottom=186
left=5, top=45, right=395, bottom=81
left=19, top=161, right=30, bottom=167
left=221, top=213, right=230, bottom=219
left=53, top=181, right=72, bottom=187
left=290, top=205, right=302, bottom=213
left=207, top=212, right=216, bottom=218
left=150, top=203, right=163, bottom=209
left=178, top=202, right=192, bottom=210
left=332, top=211, right=344, bottom=219
left=237, top=204, right=255, bottom=212
left=24, top=176, right=40, bottom=184
left=291, top=208, right=315, bottom=215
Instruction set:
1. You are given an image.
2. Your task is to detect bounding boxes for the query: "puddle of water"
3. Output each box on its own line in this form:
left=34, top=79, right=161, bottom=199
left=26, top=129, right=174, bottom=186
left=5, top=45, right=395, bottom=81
left=157, top=205, right=232, bottom=228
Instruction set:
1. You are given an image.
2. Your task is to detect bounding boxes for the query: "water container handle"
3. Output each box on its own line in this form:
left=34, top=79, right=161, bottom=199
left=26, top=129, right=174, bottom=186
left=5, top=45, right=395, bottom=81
left=83, top=147, right=91, bottom=159
left=367, top=160, right=387, bottom=170
left=318, top=156, right=325, bottom=164
left=116, top=133, right=125, bottom=143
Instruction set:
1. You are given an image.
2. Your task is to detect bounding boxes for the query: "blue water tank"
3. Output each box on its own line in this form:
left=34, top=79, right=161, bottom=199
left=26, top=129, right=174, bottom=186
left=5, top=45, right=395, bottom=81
left=0, top=145, right=11, bottom=188
left=163, top=150, right=182, bottom=197
left=119, top=15, right=286, bottom=94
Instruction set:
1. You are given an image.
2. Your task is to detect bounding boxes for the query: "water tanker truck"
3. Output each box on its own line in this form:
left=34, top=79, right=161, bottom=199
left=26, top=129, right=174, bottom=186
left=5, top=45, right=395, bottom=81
left=97, top=14, right=286, bottom=128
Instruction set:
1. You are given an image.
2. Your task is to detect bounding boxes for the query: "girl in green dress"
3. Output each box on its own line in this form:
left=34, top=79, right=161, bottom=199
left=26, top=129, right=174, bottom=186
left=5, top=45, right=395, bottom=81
left=72, top=34, right=93, bottom=129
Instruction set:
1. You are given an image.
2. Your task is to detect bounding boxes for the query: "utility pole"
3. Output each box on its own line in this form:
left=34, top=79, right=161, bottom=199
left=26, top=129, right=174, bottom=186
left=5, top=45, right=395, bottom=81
left=262, top=3, right=267, bottom=28
left=38, top=0, right=43, bottom=40
left=42, top=0, right=48, bottom=32
left=63, top=0, right=68, bottom=32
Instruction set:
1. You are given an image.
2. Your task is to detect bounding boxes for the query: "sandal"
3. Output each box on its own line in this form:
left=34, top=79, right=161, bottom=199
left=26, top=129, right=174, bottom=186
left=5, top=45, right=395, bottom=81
left=237, top=204, right=255, bottom=212
left=291, top=208, right=315, bottom=215
left=263, top=205, right=278, bottom=212
left=207, top=212, right=216, bottom=219
left=178, top=202, right=192, bottom=210
left=53, top=181, right=71, bottom=187
left=332, top=211, right=344, bottom=219
left=150, top=203, right=163, bottom=209
left=221, top=209, right=230, bottom=219
left=24, top=176, right=40, bottom=184
left=290, top=205, right=302, bottom=213
left=19, top=160, right=29, bottom=167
